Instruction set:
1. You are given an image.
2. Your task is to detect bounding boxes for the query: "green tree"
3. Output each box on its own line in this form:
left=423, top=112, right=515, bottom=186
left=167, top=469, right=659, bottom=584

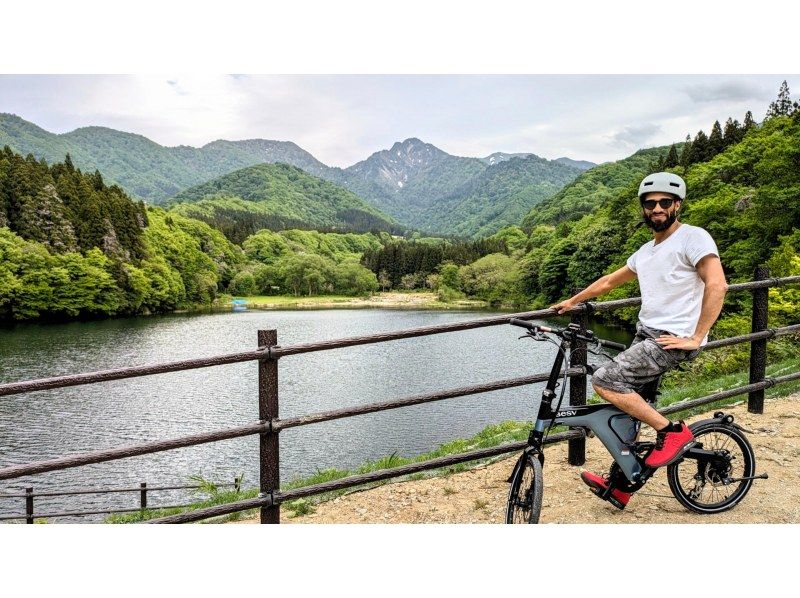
left=663, top=144, right=680, bottom=168
left=228, top=271, right=257, bottom=296
left=743, top=110, right=756, bottom=132
left=458, top=253, right=522, bottom=306
left=687, top=130, right=710, bottom=164
left=723, top=118, right=743, bottom=147
left=679, top=134, right=693, bottom=168
left=334, top=261, right=379, bottom=295
left=708, top=120, right=725, bottom=157
left=766, top=80, right=793, bottom=119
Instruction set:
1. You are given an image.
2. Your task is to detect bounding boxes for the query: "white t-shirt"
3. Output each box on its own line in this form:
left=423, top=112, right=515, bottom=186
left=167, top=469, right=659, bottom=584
left=626, top=223, right=720, bottom=345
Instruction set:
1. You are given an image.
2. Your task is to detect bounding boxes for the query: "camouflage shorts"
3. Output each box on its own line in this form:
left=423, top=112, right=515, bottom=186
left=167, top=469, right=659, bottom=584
left=591, top=321, right=701, bottom=396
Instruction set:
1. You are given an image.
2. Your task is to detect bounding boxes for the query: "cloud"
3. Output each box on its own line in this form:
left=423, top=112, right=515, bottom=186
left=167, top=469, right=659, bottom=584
left=683, top=81, right=770, bottom=103
left=607, top=123, right=662, bottom=148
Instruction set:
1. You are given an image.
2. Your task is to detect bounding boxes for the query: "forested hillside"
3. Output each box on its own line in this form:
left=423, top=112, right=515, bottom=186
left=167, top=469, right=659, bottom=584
left=337, top=138, right=583, bottom=237
left=419, top=154, right=582, bottom=237
left=229, top=229, right=387, bottom=297
left=169, top=162, right=400, bottom=242
left=0, top=147, right=244, bottom=320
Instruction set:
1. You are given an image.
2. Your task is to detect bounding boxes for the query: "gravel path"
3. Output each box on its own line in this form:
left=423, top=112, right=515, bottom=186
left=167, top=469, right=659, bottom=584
left=236, top=395, right=800, bottom=524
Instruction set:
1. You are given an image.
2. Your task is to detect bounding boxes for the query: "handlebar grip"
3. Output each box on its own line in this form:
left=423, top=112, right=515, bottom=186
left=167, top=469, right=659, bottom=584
left=509, top=318, right=536, bottom=330
left=599, top=339, right=627, bottom=351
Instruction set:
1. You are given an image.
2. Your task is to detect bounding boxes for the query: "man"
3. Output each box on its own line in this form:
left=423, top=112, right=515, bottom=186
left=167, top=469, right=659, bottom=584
left=550, top=172, right=728, bottom=509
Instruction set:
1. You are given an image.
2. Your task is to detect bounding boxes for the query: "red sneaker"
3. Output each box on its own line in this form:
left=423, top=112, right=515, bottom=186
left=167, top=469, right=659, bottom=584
left=580, top=471, right=632, bottom=510
left=645, top=421, right=696, bottom=468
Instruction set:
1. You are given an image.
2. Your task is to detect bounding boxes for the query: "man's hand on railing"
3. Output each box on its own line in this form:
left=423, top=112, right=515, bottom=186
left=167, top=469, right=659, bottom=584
left=550, top=298, right=579, bottom=315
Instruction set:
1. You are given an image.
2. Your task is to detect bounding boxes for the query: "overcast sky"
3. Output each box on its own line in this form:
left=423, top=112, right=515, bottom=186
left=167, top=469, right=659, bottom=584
left=0, top=74, right=795, bottom=167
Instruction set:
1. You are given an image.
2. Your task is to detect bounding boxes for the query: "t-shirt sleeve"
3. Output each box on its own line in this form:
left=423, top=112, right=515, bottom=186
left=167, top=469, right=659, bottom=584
left=626, top=250, right=638, bottom=273
left=686, top=227, right=720, bottom=267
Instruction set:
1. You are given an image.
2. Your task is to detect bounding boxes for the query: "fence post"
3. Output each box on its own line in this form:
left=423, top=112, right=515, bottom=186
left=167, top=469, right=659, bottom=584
left=748, top=266, right=769, bottom=414
left=568, top=298, right=588, bottom=466
left=258, top=329, right=280, bottom=524
left=140, top=482, right=147, bottom=511
left=26, top=487, right=33, bottom=524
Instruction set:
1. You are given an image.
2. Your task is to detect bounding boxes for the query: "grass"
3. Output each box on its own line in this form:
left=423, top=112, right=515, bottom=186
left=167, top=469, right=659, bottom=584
left=108, top=356, right=800, bottom=523
left=221, top=291, right=490, bottom=311
left=235, top=294, right=359, bottom=307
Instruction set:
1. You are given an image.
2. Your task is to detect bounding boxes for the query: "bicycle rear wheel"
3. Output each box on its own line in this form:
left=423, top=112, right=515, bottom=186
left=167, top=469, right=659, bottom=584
left=506, top=453, right=543, bottom=524
left=667, top=423, right=756, bottom=514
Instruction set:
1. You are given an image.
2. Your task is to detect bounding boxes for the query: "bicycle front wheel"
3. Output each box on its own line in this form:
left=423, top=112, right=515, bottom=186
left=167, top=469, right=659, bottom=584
left=506, top=453, right=543, bottom=524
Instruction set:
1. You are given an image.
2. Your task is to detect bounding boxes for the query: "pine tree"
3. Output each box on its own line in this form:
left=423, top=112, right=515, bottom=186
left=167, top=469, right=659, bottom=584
left=679, top=134, right=693, bottom=168
left=708, top=120, right=725, bottom=157
left=723, top=117, right=742, bottom=147
left=766, top=80, right=793, bottom=119
left=688, top=130, right=710, bottom=164
left=664, top=144, right=680, bottom=168
left=743, top=110, right=756, bottom=131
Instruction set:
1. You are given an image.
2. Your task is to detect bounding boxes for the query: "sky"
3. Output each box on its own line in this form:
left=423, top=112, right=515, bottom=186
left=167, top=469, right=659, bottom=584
left=1, top=74, right=795, bottom=167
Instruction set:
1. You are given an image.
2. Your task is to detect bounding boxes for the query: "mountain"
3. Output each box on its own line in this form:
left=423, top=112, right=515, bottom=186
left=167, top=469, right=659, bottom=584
left=333, top=138, right=588, bottom=236
left=482, top=154, right=596, bottom=170
left=521, top=145, right=678, bottom=229
left=334, top=138, right=487, bottom=226
left=554, top=157, right=596, bottom=171
left=0, top=113, right=328, bottom=203
left=169, top=162, right=399, bottom=243
left=481, top=152, right=534, bottom=165
left=1, top=114, right=591, bottom=237
left=418, top=155, right=583, bottom=238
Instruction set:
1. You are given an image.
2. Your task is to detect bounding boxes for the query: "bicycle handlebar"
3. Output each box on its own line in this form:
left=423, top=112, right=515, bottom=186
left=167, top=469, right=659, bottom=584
left=597, top=338, right=627, bottom=351
left=508, top=318, right=627, bottom=351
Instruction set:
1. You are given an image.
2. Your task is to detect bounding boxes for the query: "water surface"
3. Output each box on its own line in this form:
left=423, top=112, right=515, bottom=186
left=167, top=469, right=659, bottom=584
left=0, top=309, right=631, bottom=521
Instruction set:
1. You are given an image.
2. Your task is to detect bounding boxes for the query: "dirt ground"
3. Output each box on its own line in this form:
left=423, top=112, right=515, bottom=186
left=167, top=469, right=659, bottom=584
left=236, top=395, right=800, bottom=524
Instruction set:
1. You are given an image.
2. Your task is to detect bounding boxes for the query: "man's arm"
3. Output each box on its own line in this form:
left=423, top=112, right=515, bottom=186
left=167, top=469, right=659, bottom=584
left=551, top=265, right=638, bottom=314
left=656, top=254, right=728, bottom=350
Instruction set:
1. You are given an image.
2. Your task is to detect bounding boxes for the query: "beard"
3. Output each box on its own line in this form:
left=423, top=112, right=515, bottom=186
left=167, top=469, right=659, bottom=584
left=643, top=210, right=677, bottom=232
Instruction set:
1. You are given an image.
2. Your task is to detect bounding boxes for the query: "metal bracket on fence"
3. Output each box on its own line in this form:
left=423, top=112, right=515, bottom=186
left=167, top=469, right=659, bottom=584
left=257, top=491, right=275, bottom=507
left=580, top=300, right=595, bottom=316
left=258, top=346, right=281, bottom=360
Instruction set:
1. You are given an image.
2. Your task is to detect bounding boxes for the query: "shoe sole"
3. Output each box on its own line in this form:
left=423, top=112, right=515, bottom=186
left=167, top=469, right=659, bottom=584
left=646, top=439, right=697, bottom=468
left=581, top=476, right=627, bottom=510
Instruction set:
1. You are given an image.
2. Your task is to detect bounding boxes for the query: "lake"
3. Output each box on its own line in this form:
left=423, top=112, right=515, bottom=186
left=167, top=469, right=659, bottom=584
left=0, top=308, right=632, bottom=522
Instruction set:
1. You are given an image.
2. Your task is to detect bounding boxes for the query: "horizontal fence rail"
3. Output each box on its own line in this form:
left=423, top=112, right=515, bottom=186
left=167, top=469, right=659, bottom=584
left=2, top=272, right=799, bottom=523
left=0, top=481, right=240, bottom=522
left=3, top=275, right=800, bottom=399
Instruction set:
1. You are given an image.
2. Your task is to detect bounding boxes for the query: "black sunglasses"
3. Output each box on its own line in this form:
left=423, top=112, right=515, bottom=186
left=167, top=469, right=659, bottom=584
left=641, top=198, right=677, bottom=210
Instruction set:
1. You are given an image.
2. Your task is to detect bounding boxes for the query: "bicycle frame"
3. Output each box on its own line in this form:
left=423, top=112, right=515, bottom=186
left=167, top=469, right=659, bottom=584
left=526, top=334, right=656, bottom=483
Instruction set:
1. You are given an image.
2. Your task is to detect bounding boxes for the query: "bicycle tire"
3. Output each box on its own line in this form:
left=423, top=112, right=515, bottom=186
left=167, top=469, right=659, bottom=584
left=506, top=453, right=543, bottom=524
left=667, top=422, right=756, bottom=514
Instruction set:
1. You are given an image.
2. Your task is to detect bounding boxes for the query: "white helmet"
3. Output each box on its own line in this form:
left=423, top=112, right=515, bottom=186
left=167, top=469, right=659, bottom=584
left=638, top=172, right=686, bottom=200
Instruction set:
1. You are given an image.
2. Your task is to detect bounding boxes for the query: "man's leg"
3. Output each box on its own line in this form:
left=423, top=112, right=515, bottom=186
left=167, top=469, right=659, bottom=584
left=592, top=384, right=669, bottom=431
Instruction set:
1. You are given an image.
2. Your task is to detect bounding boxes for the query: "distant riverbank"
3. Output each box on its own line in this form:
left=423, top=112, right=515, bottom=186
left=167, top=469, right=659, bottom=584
left=227, top=291, right=491, bottom=311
